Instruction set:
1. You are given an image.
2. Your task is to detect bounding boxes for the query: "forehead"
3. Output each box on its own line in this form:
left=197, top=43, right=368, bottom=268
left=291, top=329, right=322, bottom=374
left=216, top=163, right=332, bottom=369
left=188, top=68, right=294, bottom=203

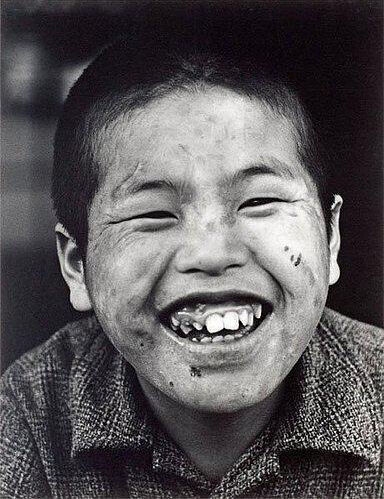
left=95, top=87, right=314, bottom=191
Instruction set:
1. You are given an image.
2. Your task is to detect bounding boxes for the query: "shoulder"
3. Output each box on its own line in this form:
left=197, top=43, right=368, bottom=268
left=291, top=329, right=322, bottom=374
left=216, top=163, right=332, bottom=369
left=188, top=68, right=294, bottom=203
left=1, top=315, right=104, bottom=402
left=0, top=316, right=109, bottom=497
left=320, top=307, right=384, bottom=387
left=320, top=308, right=384, bottom=359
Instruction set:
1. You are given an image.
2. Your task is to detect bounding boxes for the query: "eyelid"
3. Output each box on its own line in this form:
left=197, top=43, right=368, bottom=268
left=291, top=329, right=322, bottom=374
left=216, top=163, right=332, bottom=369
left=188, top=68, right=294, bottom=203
left=238, top=197, right=283, bottom=210
left=130, top=210, right=178, bottom=220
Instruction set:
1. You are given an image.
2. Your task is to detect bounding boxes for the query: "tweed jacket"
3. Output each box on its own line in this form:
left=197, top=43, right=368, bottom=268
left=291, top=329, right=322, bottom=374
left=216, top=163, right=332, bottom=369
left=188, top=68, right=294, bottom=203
left=0, top=308, right=383, bottom=498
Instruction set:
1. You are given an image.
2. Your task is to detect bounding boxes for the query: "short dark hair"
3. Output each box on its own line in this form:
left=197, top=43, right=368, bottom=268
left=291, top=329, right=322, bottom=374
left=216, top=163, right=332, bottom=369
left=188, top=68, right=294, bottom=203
left=52, top=34, right=332, bottom=256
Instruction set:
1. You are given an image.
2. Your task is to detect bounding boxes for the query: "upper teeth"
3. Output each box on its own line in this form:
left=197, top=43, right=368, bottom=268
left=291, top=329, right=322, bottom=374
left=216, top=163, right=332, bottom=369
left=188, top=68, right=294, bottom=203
left=206, top=313, right=224, bottom=333
left=170, top=304, right=262, bottom=335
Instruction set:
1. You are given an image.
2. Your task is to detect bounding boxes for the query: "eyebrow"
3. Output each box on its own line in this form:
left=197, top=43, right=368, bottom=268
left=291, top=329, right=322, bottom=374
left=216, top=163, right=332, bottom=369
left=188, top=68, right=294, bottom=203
left=229, top=158, right=296, bottom=186
left=112, top=177, right=186, bottom=200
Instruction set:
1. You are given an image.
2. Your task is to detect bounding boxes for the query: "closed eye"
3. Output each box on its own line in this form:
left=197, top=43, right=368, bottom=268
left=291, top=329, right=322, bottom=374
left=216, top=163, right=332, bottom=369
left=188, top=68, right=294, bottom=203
left=130, top=210, right=177, bottom=220
left=238, top=198, right=283, bottom=210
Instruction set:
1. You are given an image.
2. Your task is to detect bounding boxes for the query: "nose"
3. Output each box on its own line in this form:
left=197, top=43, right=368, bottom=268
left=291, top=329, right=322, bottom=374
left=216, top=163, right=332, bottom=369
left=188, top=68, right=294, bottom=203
left=174, top=216, right=249, bottom=276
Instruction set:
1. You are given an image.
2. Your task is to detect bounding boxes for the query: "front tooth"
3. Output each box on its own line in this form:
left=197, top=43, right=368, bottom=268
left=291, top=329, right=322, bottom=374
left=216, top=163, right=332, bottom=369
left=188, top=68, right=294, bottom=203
left=193, top=322, right=203, bottom=330
left=239, top=309, right=248, bottom=327
left=205, top=314, right=224, bottom=333
left=248, top=312, right=254, bottom=326
left=254, top=303, right=262, bottom=319
left=223, top=311, right=239, bottom=330
left=180, top=324, right=192, bottom=336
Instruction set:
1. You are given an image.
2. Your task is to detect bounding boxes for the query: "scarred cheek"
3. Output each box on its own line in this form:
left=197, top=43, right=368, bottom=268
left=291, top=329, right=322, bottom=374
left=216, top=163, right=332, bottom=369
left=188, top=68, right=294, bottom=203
left=281, top=246, right=328, bottom=315
left=113, top=301, right=156, bottom=349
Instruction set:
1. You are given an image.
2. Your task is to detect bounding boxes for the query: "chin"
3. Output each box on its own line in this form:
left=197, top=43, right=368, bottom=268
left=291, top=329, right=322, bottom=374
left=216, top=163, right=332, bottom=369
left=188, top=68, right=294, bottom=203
left=166, top=376, right=280, bottom=414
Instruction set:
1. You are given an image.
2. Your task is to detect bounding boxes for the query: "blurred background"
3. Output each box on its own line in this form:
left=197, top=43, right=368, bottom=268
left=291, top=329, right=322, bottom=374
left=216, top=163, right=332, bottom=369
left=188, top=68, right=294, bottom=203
left=1, top=0, right=383, bottom=372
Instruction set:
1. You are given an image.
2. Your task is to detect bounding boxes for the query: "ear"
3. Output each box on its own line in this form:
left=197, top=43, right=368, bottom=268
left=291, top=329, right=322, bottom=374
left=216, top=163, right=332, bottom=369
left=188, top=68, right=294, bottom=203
left=55, top=223, right=92, bottom=312
left=328, top=194, right=343, bottom=286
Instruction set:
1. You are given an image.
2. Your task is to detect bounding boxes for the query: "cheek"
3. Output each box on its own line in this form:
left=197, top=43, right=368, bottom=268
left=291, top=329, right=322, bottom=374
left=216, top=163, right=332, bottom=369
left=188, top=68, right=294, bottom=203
left=85, top=228, right=179, bottom=349
left=243, top=210, right=329, bottom=296
left=88, top=227, right=167, bottom=289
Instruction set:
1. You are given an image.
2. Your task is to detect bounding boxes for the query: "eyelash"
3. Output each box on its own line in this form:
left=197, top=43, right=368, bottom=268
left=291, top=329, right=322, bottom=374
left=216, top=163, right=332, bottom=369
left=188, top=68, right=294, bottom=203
left=238, top=197, right=282, bottom=210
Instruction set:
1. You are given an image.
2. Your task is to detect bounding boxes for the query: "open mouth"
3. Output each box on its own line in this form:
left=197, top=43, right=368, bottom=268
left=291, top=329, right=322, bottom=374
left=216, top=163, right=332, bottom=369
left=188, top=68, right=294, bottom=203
left=160, top=296, right=272, bottom=344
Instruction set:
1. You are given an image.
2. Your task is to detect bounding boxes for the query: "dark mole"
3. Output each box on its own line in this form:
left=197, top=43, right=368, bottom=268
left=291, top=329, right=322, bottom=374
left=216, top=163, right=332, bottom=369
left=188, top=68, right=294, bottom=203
left=294, top=253, right=302, bottom=267
left=140, top=342, right=144, bottom=347
left=290, top=254, right=295, bottom=262
left=284, top=246, right=289, bottom=252
left=190, top=366, right=202, bottom=377
left=169, top=381, right=174, bottom=387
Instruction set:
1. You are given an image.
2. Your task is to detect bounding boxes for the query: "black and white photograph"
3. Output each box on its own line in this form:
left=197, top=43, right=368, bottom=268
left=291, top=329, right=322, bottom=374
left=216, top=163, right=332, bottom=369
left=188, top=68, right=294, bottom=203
left=1, top=0, right=383, bottom=497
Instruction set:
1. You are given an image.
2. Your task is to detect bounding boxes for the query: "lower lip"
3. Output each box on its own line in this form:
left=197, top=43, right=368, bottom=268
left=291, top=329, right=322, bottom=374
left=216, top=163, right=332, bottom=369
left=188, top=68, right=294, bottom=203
left=161, top=312, right=273, bottom=364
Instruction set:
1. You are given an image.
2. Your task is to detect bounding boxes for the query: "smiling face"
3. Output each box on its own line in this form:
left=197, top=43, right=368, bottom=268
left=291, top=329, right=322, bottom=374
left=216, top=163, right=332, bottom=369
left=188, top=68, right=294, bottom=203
left=59, top=87, right=341, bottom=413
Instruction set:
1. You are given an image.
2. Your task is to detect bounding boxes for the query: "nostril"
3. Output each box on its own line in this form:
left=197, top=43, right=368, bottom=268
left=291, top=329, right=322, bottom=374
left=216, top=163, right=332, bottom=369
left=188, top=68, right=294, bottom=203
left=181, top=263, right=240, bottom=277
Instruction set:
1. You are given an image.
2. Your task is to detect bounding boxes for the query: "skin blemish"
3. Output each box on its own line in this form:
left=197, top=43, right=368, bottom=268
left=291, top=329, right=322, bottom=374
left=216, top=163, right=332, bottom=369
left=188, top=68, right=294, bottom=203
left=294, top=253, right=302, bottom=266
left=169, top=381, right=174, bottom=387
left=178, top=143, right=190, bottom=155
left=190, top=366, right=202, bottom=378
left=206, top=221, right=215, bottom=233
left=284, top=246, right=289, bottom=252
left=314, top=295, right=322, bottom=308
left=302, top=260, right=316, bottom=286
left=290, top=254, right=295, bottom=262
left=140, top=342, right=144, bottom=347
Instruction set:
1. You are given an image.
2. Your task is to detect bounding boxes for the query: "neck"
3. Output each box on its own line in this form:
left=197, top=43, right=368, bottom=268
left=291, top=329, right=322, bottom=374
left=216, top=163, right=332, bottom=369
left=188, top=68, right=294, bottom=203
left=138, top=379, right=284, bottom=481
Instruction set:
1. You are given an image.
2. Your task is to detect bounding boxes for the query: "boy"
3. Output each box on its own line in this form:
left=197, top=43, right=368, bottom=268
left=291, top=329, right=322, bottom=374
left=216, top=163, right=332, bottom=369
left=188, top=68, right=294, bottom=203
left=1, top=32, right=383, bottom=498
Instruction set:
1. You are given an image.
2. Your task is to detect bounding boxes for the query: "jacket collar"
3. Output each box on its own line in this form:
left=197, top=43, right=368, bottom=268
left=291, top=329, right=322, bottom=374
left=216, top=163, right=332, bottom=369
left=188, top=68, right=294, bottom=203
left=70, top=312, right=381, bottom=465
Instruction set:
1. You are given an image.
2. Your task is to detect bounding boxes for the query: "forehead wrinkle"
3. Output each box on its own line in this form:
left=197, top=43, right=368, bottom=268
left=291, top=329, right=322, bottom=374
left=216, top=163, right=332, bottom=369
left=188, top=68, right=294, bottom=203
left=110, top=161, right=147, bottom=200
left=111, top=162, right=193, bottom=202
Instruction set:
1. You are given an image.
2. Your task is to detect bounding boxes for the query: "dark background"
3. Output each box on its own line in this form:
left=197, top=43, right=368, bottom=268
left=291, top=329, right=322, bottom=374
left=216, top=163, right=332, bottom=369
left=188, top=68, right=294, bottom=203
left=1, top=0, right=383, bottom=372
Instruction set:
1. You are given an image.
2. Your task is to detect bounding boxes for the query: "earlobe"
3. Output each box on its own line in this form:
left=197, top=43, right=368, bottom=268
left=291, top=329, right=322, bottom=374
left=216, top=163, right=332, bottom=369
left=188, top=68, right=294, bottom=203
left=328, top=194, right=343, bottom=286
left=55, top=223, right=92, bottom=312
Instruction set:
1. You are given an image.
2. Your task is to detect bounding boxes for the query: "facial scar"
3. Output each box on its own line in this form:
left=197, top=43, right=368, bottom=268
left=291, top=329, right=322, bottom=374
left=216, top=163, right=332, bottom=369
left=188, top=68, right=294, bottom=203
left=294, top=253, right=302, bottom=266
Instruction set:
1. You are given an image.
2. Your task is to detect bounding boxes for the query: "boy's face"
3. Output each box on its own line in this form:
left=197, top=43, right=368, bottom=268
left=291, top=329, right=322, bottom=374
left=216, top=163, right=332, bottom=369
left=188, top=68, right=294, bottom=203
left=76, top=88, right=340, bottom=412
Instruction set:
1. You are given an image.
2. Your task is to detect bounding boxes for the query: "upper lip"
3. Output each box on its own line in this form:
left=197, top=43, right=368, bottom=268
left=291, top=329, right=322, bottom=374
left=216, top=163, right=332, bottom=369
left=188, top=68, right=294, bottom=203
left=158, top=289, right=273, bottom=319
